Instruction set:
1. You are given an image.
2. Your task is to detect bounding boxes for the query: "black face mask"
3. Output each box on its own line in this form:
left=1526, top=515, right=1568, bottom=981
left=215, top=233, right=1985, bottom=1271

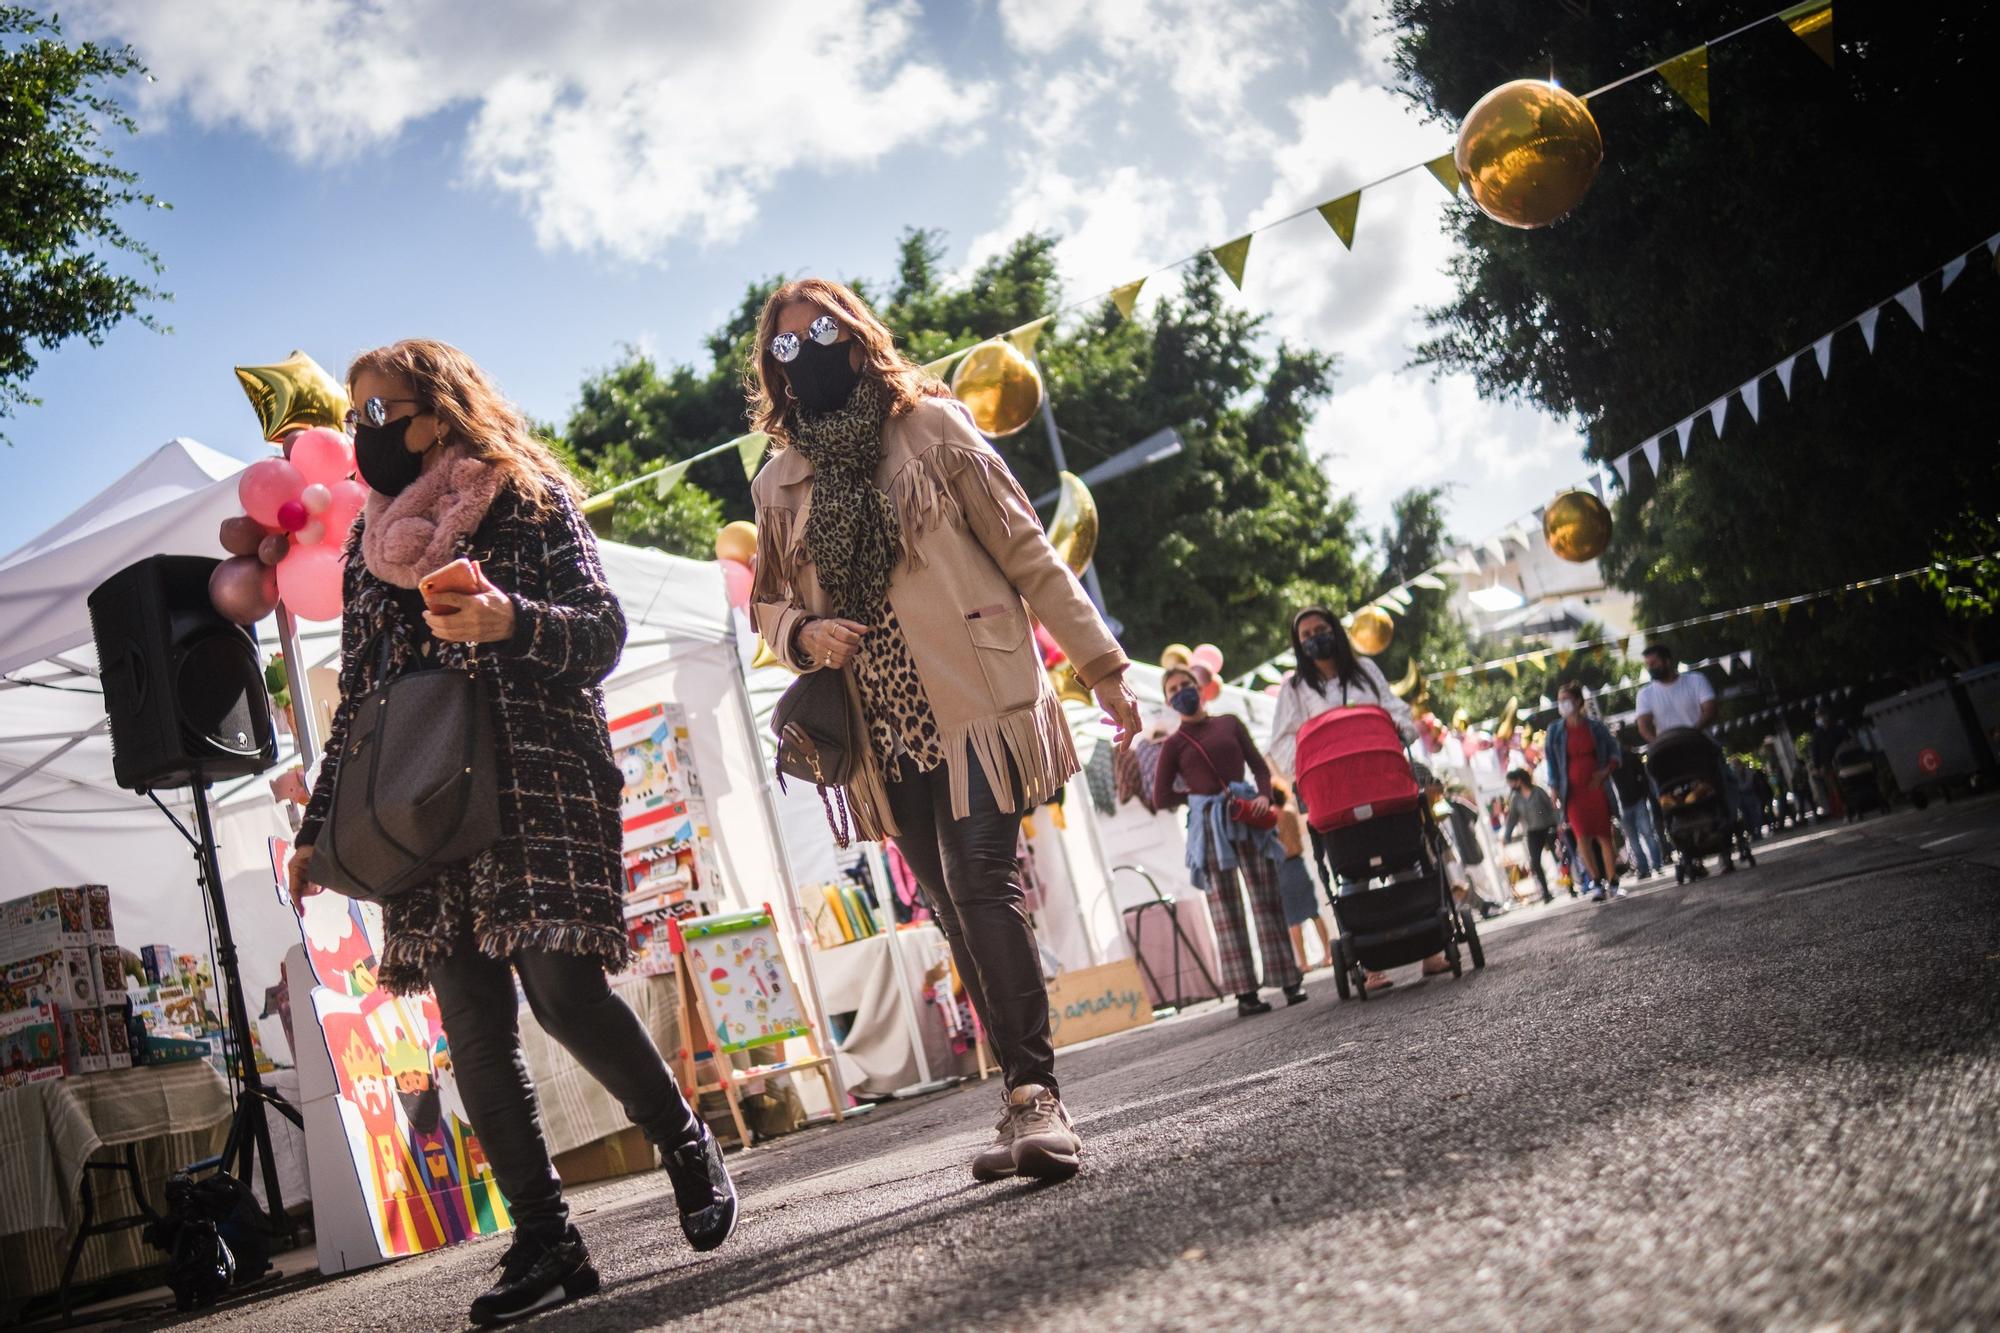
left=788, top=338, right=862, bottom=414
left=1646, top=664, right=1673, bottom=682
left=1168, top=685, right=1202, bottom=716
left=1303, top=632, right=1340, bottom=662
left=353, top=416, right=426, bottom=496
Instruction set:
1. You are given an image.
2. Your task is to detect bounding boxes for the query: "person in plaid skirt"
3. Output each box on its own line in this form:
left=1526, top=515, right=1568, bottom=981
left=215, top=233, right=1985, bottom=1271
left=1150, top=664, right=1304, bottom=1015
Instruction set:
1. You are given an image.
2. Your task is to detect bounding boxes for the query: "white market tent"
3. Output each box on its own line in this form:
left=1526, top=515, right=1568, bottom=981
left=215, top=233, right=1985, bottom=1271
left=0, top=440, right=835, bottom=1059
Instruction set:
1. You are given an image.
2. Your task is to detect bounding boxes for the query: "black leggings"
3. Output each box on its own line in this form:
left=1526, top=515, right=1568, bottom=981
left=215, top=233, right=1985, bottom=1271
left=428, top=941, right=700, bottom=1240
left=1524, top=827, right=1556, bottom=896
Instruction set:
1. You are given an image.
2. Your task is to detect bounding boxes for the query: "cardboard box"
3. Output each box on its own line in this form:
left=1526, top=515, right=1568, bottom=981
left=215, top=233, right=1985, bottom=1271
left=102, top=1000, right=134, bottom=1070
left=85, top=885, right=115, bottom=947
left=90, top=944, right=125, bottom=1004
left=0, top=1003, right=65, bottom=1088
left=59, top=1004, right=109, bottom=1074
left=0, top=947, right=97, bottom=1012
left=140, top=944, right=177, bottom=986
left=0, top=888, right=91, bottom=958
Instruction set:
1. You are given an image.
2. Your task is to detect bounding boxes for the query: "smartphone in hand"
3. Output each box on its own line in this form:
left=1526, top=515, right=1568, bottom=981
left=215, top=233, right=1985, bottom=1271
left=418, top=558, right=487, bottom=616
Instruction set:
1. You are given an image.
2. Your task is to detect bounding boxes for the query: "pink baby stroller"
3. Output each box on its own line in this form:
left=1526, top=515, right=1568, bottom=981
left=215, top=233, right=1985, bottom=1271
left=1295, top=705, right=1485, bottom=1000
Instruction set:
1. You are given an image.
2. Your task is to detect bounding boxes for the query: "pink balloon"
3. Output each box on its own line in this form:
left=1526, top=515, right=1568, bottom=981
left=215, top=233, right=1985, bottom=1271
left=1191, top=642, right=1225, bottom=674
left=276, top=542, right=345, bottom=622
left=209, top=555, right=279, bottom=625
left=257, top=533, right=289, bottom=566
left=289, top=427, right=354, bottom=486
left=276, top=500, right=309, bottom=532
left=720, top=558, right=753, bottom=610
left=298, top=519, right=327, bottom=546
left=238, top=457, right=305, bottom=529
left=322, top=479, right=368, bottom=542
left=300, top=482, right=332, bottom=514
left=218, top=514, right=266, bottom=557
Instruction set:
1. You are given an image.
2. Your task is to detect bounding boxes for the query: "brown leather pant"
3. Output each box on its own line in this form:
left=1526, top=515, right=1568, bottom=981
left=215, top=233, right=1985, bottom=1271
left=886, top=756, right=1057, bottom=1094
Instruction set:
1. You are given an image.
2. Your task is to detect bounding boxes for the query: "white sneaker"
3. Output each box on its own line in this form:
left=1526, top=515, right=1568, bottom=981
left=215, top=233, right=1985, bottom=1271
left=971, top=1102, right=1018, bottom=1182
left=1007, top=1083, right=1082, bottom=1182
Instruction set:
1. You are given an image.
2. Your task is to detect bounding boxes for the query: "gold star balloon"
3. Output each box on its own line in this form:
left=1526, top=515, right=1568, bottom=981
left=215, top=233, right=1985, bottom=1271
left=1543, top=488, right=1614, bottom=562
left=1347, top=605, right=1394, bottom=656
left=950, top=338, right=1044, bottom=437
left=1047, top=471, right=1098, bottom=577
left=235, top=350, right=350, bottom=442
left=1454, top=79, right=1603, bottom=229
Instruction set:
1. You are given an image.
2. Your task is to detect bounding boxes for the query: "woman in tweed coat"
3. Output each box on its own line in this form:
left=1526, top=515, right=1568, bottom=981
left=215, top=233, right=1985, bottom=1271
left=286, top=340, right=734, bottom=1324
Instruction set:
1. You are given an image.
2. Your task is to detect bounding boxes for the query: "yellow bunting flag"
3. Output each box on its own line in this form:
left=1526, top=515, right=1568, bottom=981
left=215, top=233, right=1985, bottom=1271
left=1555, top=649, right=1573, bottom=670
left=1525, top=651, right=1548, bottom=673
left=1007, top=316, right=1051, bottom=361
left=1424, top=152, right=1462, bottom=196
left=1442, top=673, right=1459, bottom=692
left=1501, top=659, right=1520, bottom=681
left=1210, top=234, right=1253, bottom=290
left=921, top=352, right=959, bottom=379
left=1317, top=191, right=1361, bottom=250
left=1109, top=277, right=1146, bottom=320
left=1657, top=46, right=1711, bottom=123
left=1777, top=601, right=1793, bottom=623
left=734, top=431, right=769, bottom=481
left=653, top=458, right=692, bottom=500
left=1780, top=0, right=1834, bottom=65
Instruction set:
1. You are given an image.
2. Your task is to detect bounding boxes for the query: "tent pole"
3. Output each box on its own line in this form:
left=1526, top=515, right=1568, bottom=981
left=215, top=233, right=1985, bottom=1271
left=726, top=633, right=850, bottom=1113
left=275, top=603, right=319, bottom=772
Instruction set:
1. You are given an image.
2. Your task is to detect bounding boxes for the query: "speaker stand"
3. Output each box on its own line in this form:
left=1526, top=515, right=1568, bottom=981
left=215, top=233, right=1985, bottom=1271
left=147, top=778, right=304, bottom=1249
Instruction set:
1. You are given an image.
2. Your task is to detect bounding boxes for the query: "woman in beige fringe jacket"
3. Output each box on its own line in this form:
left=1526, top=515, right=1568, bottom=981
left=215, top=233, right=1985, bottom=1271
left=749, top=278, right=1138, bottom=1185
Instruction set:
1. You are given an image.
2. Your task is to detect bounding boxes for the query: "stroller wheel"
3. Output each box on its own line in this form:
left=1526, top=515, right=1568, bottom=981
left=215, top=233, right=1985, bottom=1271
left=1675, top=864, right=1687, bottom=885
left=1333, top=953, right=1352, bottom=1001
left=1352, top=966, right=1370, bottom=1002
left=1443, top=929, right=1462, bottom=979
left=1462, top=911, right=1487, bottom=970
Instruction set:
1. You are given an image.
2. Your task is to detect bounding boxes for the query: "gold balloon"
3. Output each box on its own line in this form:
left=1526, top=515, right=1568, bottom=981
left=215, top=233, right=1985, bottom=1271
left=1347, top=605, right=1394, bottom=657
left=750, top=637, right=783, bottom=671
left=1496, top=695, right=1520, bottom=744
left=1454, top=79, right=1603, bottom=229
left=1047, top=471, right=1098, bottom=577
left=715, top=519, right=758, bottom=565
left=1543, top=488, right=1614, bottom=563
left=1388, top=657, right=1421, bottom=699
left=1050, top=662, right=1094, bottom=706
left=1161, top=643, right=1193, bottom=671
left=949, top=339, right=1044, bottom=437
left=1451, top=708, right=1471, bottom=732
left=235, top=350, right=350, bottom=442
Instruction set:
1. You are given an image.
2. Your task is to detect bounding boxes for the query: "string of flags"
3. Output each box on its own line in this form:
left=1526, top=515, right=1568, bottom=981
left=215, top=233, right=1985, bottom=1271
left=1426, top=552, right=1996, bottom=689
left=1716, top=685, right=1859, bottom=737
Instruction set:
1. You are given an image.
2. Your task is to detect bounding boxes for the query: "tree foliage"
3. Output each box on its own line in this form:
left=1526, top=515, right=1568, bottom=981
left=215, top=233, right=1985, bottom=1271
left=565, top=231, right=1369, bottom=666
left=0, top=7, right=167, bottom=440
left=1389, top=0, right=2000, bottom=692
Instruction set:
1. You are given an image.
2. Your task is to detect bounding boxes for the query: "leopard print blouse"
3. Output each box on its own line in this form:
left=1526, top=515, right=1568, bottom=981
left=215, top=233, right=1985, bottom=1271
left=852, top=602, right=945, bottom=772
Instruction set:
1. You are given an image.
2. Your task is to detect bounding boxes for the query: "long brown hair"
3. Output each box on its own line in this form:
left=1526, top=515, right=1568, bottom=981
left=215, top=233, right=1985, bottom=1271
left=346, top=339, right=580, bottom=511
left=746, top=278, right=951, bottom=447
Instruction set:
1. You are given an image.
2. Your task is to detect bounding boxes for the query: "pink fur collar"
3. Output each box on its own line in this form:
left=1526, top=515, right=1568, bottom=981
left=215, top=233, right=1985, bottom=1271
left=359, top=448, right=505, bottom=588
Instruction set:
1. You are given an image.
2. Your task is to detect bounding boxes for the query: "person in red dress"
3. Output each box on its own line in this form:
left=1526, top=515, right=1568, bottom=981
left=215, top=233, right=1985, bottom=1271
left=1546, top=680, right=1623, bottom=901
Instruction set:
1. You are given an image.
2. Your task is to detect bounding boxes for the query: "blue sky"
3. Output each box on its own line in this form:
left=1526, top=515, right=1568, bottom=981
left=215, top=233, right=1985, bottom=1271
left=6, top=0, right=1583, bottom=557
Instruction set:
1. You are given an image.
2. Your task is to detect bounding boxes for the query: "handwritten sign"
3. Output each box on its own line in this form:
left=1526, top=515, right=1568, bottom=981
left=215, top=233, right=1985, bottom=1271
left=1045, top=958, right=1154, bottom=1048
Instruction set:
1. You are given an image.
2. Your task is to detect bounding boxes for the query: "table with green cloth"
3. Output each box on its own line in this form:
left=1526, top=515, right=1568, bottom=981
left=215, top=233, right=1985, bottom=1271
left=0, top=1061, right=232, bottom=1308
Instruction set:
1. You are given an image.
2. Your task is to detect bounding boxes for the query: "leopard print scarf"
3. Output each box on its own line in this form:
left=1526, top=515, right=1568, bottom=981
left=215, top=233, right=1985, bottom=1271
left=791, top=378, right=899, bottom=620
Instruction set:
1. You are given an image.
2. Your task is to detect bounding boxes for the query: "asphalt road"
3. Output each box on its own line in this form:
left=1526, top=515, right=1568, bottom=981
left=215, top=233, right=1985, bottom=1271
left=145, top=797, right=1999, bottom=1332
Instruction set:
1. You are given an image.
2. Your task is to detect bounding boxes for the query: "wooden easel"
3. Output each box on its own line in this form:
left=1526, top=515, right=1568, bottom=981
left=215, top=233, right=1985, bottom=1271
left=670, top=906, right=844, bottom=1147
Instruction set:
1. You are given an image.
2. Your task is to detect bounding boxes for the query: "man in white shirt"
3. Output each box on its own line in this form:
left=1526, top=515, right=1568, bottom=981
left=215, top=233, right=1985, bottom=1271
left=1635, top=642, right=1718, bottom=740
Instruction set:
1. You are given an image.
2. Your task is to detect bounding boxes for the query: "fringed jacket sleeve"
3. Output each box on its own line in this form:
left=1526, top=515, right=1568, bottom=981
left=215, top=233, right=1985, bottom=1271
left=496, top=489, right=627, bottom=688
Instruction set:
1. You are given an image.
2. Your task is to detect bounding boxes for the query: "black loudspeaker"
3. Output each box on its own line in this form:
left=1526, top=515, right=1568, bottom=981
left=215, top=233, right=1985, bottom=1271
left=87, top=555, right=277, bottom=791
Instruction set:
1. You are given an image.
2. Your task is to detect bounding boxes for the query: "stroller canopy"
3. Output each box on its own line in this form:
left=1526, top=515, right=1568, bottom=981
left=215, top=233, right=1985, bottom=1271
left=1295, top=705, right=1418, bottom=833
left=1647, top=727, right=1723, bottom=789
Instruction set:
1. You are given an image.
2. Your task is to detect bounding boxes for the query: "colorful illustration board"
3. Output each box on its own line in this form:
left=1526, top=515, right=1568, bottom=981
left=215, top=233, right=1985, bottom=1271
left=672, top=910, right=811, bottom=1054
left=276, top=838, right=511, bottom=1257
left=610, top=703, right=723, bottom=926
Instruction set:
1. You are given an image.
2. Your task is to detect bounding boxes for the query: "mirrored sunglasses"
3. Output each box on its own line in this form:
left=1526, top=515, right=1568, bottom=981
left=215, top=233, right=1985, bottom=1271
left=343, top=396, right=425, bottom=431
left=769, top=314, right=841, bottom=364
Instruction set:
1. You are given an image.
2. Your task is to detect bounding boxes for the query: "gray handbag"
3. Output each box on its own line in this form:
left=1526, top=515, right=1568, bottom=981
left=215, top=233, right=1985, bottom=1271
left=309, top=635, right=500, bottom=901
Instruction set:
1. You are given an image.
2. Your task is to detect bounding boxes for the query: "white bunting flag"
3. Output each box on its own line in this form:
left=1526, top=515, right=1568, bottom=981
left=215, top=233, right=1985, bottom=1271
left=1485, top=537, right=1509, bottom=565
left=1600, top=468, right=1616, bottom=496
left=1741, top=377, right=1761, bottom=423
left=1988, top=232, right=2000, bottom=258
left=1941, top=255, right=1967, bottom=290
left=1587, top=472, right=1605, bottom=500
left=1813, top=334, right=1834, bottom=377
left=1609, top=454, right=1630, bottom=489
left=1676, top=415, right=1697, bottom=458
left=1777, top=354, right=1799, bottom=397
left=1893, top=283, right=1925, bottom=331
left=1717, top=656, right=1733, bottom=676
left=1709, top=398, right=1728, bottom=437
left=1642, top=436, right=1662, bottom=477
left=1858, top=307, right=1880, bottom=352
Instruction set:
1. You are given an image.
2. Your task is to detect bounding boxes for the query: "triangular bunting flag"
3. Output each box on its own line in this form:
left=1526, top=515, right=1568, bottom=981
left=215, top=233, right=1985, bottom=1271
left=1485, top=536, right=1509, bottom=564
left=1210, top=234, right=1253, bottom=290
left=652, top=458, right=692, bottom=500
left=1410, top=573, right=1448, bottom=592
left=1424, top=153, right=1461, bottom=196
left=1716, top=656, right=1732, bottom=676
left=1442, top=672, right=1458, bottom=692
left=1780, top=0, right=1834, bottom=66
left=1500, top=659, right=1520, bottom=681
left=1741, top=377, right=1761, bottom=423
left=1941, top=255, right=1967, bottom=290
left=1007, top=316, right=1052, bottom=360
left=1893, top=284, right=1924, bottom=331
left=1676, top=416, right=1697, bottom=457
left=1109, top=277, right=1146, bottom=320
left=734, top=430, right=769, bottom=481
left=1642, top=437, right=1662, bottom=477
left=1858, top=307, right=1880, bottom=352
left=1609, top=454, right=1630, bottom=489
left=1751, top=606, right=1768, bottom=624
left=921, top=353, right=959, bottom=379
left=1813, top=333, right=1834, bottom=377
left=1525, top=651, right=1548, bottom=672
left=1709, top=398, right=1729, bottom=437
left=1988, top=232, right=2000, bottom=258
left=1555, top=650, right=1573, bottom=669
left=1317, top=191, right=1361, bottom=250
left=1776, top=601, right=1793, bottom=623
left=1588, top=472, right=1605, bottom=499
left=1657, top=47, right=1711, bottom=123
left=1776, top=355, right=1798, bottom=397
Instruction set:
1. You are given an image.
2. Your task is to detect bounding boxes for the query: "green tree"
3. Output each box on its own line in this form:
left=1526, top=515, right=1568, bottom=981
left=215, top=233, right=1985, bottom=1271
left=1389, top=1, right=2000, bottom=693
left=0, top=7, right=167, bottom=440
left=1366, top=485, right=1472, bottom=699
left=555, top=437, right=723, bottom=560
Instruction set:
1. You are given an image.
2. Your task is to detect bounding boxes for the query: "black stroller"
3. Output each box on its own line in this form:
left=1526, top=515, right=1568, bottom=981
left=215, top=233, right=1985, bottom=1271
left=1296, top=706, right=1484, bottom=1000
left=1648, top=727, right=1757, bottom=882
left=1832, top=741, right=1890, bottom=820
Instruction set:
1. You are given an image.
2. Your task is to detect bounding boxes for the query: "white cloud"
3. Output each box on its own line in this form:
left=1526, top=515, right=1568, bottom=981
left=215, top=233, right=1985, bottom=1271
left=65, top=0, right=990, bottom=262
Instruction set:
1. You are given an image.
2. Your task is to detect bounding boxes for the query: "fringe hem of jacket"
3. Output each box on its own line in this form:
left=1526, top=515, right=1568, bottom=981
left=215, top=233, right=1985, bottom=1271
left=378, top=920, right=633, bottom=995
left=843, top=688, right=1080, bottom=841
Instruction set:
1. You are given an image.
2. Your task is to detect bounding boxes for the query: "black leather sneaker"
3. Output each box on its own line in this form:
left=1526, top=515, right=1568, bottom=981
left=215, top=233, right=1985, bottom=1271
left=662, top=1126, right=739, bottom=1252
left=468, top=1225, right=599, bottom=1326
